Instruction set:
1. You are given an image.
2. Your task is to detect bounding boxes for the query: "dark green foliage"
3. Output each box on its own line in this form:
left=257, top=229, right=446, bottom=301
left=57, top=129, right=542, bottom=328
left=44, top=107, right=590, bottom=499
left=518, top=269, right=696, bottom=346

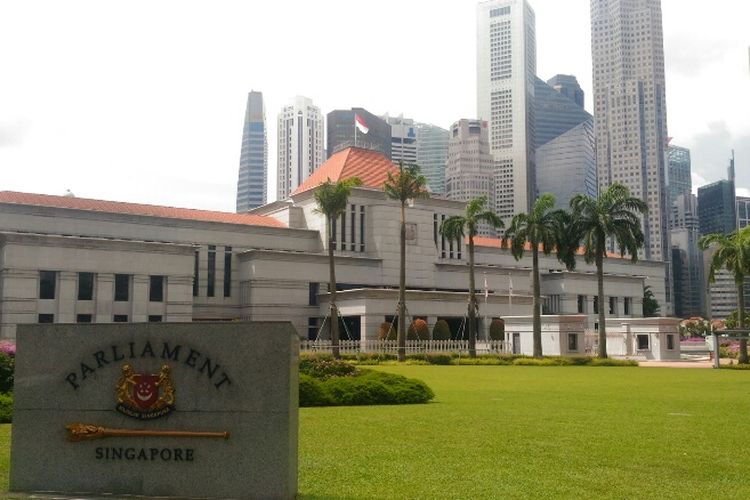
left=298, top=374, right=333, bottom=406
left=489, top=319, right=505, bottom=340
left=643, top=285, right=660, bottom=317
left=424, top=353, right=453, bottom=365
left=0, top=354, right=13, bottom=393
left=724, top=309, right=750, bottom=329
left=588, top=358, right=639, bottom=367
left=0, top=393, right=11, bottom=423
left=432, top=319, right=451, bottom=340
left=719, top=363, right=750, bottom=370
left=407, top=319, right=429, bottom=340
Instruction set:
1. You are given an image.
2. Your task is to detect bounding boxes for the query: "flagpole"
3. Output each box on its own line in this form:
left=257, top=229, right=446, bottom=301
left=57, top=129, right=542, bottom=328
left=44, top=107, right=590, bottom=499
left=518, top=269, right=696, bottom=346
left=354, top=115, right=358, bottom=148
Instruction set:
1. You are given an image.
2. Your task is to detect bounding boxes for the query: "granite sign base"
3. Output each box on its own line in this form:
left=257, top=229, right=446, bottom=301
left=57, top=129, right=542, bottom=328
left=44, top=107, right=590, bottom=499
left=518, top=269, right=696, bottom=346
left=10, top=322, right=299, bottom=500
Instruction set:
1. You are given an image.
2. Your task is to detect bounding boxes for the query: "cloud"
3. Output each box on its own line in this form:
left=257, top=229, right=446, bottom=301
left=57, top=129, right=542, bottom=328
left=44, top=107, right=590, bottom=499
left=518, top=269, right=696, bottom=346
left=685, top=121, right=750, bottom=193
left=0, top=119, right=30, bottom=147
left=664, top=36, right=731, bottom=77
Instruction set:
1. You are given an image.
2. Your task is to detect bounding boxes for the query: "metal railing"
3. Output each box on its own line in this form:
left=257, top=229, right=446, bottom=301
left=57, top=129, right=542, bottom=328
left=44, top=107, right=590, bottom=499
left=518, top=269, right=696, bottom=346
left=300, top=339, right=511, bottom=355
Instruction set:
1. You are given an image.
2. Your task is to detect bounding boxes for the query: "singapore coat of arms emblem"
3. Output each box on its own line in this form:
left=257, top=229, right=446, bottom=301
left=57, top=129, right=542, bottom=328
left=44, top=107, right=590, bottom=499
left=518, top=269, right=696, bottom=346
left=115, top=363, right=175, bottom=419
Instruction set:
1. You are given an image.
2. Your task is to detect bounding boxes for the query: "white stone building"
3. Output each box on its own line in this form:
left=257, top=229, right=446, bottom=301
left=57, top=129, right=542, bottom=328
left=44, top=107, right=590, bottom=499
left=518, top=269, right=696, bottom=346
left=0, top=148, right=671, bottom=356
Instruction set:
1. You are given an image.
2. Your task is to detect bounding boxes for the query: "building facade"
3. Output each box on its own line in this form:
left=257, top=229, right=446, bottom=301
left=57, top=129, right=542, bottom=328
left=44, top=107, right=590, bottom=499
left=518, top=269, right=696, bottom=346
left=384, top=115, right=418, bottom=166
left=670, top=194, right=703, bottom=317
left=236, top=91, right=267, bottom=212
left=737, top=196, right=750, bottom=229
left=416, top=123, right=450, bottom=196
left=326, top=108, right=391, bottom=160
left=477, top=0, right=537, bottom=219
left=0, top=150, right=669, bottom=346
left=276, top=96, right=325, bottom=201
left=667, top=145, right=692, bottom=217
left=698, top=180, right=736, bottom=236
left=546, top=74, right=585, bottom=108
left=444, top=120, right=496, bottom=224
left=533, top=75, right=596, bottom=208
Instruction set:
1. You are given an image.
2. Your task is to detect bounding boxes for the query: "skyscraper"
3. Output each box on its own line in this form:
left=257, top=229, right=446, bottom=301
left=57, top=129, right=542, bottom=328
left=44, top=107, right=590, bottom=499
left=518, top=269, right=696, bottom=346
left=697, top=180, right=736, bottom=236
left=445, top=119, right=495, bottom=229
left=383, top=115, right=418, bottom=166
left=477, top=0, right=537, bottom=219
left=416, top=123, right=450, bottom=196
left=670, top=194, right=703, bottom=317
left=236, top=91, right=267, bottom=212
left=533, top=75, right=596, bottom=208
left=591, top=0, right=670, bottom=262
left=276, top=96, right=325, bottom=201
left=546, top=74, right=585, bottom=108
left=667, top=145, right=692, bottom=219
left=327, top=108, right=391, bottom=160
left=737, top=196, right=750, bottom=229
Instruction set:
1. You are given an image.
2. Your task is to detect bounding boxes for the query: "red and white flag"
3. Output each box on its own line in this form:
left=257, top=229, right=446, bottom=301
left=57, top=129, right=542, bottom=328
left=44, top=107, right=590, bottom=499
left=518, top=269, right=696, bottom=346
left=354, top=114, right=369, bottom=134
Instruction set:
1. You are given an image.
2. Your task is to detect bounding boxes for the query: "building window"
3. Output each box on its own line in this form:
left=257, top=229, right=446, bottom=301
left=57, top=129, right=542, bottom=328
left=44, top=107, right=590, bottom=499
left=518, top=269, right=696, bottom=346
left=609, top=297, right=617, bottom=315
left=340, top=211, right=346, bottom=247
left=114, top=315, right=128, bottom=323
left=667, top=334, right=675, bottom=350
left=350, top=205, right=356, bottom=251
left=39, top=270, right=57, bottom=300
left=223, top=247, right=232, bottom=298
left=76, top=314, right=92, bottom=323
left=38, top=314, right=54, bottom=323
left=148, top=315, right=163, bottom=323
left=114, top=274, right=130, bottom=302
left=593, top=296, right=599, bottom=314
left=78, top=272, right=94, bottom=301
left=193, top=250, right=200, bottom=297
left=577, top=295, right=586, bottom=314
left=359, top=206, right=366, bottom=252
left=149, top=276, right=164, bottom=302
left=637, top=334, right=649, bottom=350
left=309, top=282, right=319, bottom=306
left=433, top=213, right=438, bottom=248
left=624, top=297, right=631, bottom=315
left=308, top=317, right=318, bottom=340
left=207, top=245, right=216, bottom=297
left=568, top=333, right=579, bottom=351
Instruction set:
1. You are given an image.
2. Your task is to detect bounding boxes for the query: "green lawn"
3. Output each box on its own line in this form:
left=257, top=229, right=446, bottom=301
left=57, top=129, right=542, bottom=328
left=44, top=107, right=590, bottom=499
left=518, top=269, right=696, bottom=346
left=1, top=366, right=748, bottom=498
left=299, top=366, right=750, bottom=499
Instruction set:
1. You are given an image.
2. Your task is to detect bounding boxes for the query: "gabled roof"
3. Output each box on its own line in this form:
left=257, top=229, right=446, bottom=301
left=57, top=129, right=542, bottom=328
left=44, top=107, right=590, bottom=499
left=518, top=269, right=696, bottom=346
left=472, top=236, right=625, bottom=259
left=292, top=147, right=399, bottom=195
left=0, top=191, right=286, bottom=228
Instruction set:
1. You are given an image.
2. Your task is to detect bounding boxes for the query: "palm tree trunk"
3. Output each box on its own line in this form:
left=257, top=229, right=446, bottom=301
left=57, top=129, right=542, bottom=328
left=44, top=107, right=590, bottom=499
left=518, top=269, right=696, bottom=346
left=738, top=278, right=748, bottom=364
left=596, top=251, right=607, bottom=358
left=398, top=201, right=407, bottom=362
left=468, top=237, right=477, bottom=358
left=532, top=246, right=542, bottom=358
left=328, top=216, right=340, bottom=359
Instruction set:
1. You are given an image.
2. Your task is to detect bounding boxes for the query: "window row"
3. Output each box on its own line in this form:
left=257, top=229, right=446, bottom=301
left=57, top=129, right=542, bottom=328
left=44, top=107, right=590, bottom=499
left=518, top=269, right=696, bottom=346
left=193, top=246, right=232, bottom=298
left=39, top=271, right=166, bottom=302
left=38, top=314, right=163, bottom=324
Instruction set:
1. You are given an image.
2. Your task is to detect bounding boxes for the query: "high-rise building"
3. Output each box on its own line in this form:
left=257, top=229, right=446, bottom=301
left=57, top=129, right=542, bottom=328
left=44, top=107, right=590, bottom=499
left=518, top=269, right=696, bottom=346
left=546, top=74, right=585, bottom=108
left=445, top=120, right=495, bottom=233
left=236, top=91, right=267, bottom=212
left=383, top=115, right=418, bottom=166
left=416, top=123, right=450, bottom=196
left=276, top=96, right=325, bottom=201
left=591, top=0, right=670, bottom=263
left=667, top=145, right=692, bottom=218
left=737, top=196, right=750, bottom=229
left=327, top=108, right=391, bottom=160
left=670, top=194, right=703, bottom=317
left=698, top=180, right=736, bottom=236
left=477, top=0, right=537, bottom=219
left=533, top=76, right=596, bottom=208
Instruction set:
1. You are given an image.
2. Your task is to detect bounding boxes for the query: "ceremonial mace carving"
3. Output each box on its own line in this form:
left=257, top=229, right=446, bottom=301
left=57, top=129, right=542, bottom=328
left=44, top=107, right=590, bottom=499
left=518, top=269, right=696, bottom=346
left=65, top=423, right=229, bottom=442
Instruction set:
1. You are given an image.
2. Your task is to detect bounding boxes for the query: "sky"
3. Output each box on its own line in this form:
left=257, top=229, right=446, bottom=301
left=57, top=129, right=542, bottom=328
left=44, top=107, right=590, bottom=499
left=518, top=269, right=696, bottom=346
left=1, top=0, right=749, bottom=212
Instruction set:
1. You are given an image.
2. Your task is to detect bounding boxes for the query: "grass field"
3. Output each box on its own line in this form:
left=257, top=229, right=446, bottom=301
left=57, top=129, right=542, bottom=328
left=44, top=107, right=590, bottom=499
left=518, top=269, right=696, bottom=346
left=1, top=366, right=749, bottom=498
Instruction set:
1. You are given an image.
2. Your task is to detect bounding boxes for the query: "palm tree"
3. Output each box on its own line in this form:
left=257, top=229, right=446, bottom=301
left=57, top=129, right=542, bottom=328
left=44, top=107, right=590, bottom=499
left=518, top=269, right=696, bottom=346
left=502, top=193, right=575, bottom=358
left=440, top=196, right=503, bottom=358
left=313, top=177, right=362, bottom=359
left=384, top=164, right=429, bottom=362
left=570, top=183, right=647, bottom=358
left=699, top=226, right=750, bottom=364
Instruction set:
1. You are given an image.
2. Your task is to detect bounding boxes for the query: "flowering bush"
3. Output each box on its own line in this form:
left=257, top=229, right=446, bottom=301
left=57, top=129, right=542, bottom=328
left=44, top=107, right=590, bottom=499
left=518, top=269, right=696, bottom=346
left=0, top=341, right=15, bottom=357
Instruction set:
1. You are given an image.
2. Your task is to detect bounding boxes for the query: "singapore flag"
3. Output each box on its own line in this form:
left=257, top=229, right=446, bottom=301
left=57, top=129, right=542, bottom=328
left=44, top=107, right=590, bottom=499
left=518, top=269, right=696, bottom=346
left=354, top=114, right=369, bottom=134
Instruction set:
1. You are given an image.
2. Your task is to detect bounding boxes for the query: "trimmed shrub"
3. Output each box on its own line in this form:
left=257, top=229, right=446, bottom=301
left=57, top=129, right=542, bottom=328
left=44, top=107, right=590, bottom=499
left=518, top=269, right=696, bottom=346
left=378, top=322, right=396, bottom=341
left=513, top=357, right=560, bottom=366
left=489, top=319, right=505, bottom=340
left=0, top=353, right=14, bottom=393
left=299, top=374, right=333, bottom=407
left=0, top=392, right=11, bottom=423
left=324, top=370, right=434, bottom=406
left=425, top=353, right=453, bottom=365
left=719, top=363, right=750, bottom=370
left=589, top=358, right=639, bottom=367
left=432, top=319, right=451, bottom=340
left=300, top=357, right=356, bottom=380
left=408, top=319, right=429, bottom=341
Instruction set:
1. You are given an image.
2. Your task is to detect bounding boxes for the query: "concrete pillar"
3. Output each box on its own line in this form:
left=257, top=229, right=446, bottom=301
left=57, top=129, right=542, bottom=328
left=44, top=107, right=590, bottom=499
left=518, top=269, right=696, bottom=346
left=96, top=273, right=115, bottom=323
left=132, top=275, right=150, bottom=322
left=426, top=316, right=437, bottom=339
left=57, top=271, right=77, bottom=323
left=361, top=314, right=385, bottom=342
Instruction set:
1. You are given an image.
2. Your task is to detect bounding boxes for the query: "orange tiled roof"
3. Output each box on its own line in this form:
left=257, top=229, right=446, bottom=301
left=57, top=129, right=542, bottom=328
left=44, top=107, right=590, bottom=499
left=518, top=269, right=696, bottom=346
left=0, top=191, right=286, bottom=228
left=292, top=147, right=399, bottom=195
left=472, top=236, right=624, bottom=259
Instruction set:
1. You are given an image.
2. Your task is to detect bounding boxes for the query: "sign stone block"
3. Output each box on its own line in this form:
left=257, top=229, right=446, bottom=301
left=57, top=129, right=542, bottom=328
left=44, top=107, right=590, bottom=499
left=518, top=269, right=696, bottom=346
left=10, top=322, right=298, bottom=499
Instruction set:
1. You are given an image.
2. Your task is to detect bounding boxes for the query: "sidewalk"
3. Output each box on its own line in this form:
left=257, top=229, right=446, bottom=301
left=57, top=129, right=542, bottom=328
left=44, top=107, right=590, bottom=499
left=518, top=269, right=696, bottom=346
left=639, top=357, right=733, bottom=368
